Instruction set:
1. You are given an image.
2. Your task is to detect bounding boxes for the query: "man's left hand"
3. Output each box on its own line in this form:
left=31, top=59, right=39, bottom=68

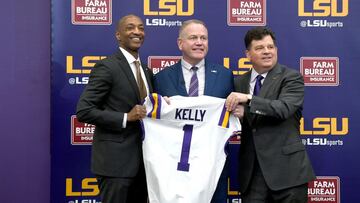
left=232, top=104, right=244, bottom=119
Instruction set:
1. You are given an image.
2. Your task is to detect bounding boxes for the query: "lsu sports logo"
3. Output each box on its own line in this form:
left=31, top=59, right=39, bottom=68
left=298, top=0, right=348, bottom=17
left=144, top=0, right=194, bottom=16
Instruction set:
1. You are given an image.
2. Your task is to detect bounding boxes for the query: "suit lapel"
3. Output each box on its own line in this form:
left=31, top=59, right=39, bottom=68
left=204, top=61, right=217, bottom=95
left=250, top=64, right=282, bottom=125
left=259, top=64, right=282, bottom=98
left=172, top=62, right=188, bottom=96
left=115, top=50, right=141, bottom=101
left=141, top=63, right=153, bottom=93
left=240, top=71, right=251, bottom=94
left=239, top=71, right=256, bottom=125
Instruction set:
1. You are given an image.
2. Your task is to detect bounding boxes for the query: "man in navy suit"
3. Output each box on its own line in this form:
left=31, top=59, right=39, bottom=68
left=154, top=19, right=234, bottom=203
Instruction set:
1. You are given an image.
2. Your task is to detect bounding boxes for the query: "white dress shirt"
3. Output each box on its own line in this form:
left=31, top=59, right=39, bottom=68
left=181, top=58, right=205, bottom=96
left=119, top=47, right=150, bottom=128
left=249, top=69, right=268, bottom=95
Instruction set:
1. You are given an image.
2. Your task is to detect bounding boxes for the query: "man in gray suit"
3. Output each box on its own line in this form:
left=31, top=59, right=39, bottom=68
left=77, top=15, right=152, bottom=203
left=226, top=27, right=315, bottom=203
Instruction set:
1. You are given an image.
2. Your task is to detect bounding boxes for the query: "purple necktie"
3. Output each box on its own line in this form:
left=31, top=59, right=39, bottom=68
left=188, top=67, right=199, bottom=97
left=253, top=75, right=264, bottom=96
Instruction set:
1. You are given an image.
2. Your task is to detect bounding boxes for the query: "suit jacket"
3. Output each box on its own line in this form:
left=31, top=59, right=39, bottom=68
left=76, top=50, right=153, bottom=177
left=235, top=63, right=315, bottom=192
left=154, top=60, right=234, bottom=98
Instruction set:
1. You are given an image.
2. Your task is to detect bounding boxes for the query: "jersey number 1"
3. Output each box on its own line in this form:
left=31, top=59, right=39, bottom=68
left=177, top=124, right=193, bottom=172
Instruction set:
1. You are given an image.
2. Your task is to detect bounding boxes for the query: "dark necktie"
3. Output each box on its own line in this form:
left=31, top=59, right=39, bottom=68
left=253, top=75, right=264, bottom=96
left=134, top=61, right=147, bottom=100
left=188, top=67, right=199, bottom=97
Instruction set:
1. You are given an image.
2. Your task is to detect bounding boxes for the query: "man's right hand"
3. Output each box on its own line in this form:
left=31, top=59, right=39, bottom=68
left=163, top=96, right=171, bottom=105
left=225, top=92, right=249, bottom=111
left=127, top=105, right=147, bottom=121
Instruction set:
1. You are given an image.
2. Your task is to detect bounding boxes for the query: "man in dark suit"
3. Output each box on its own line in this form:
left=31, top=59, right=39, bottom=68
left=154, top=19, right=234, bottom=203
left=225, top=27, right=315, bottom=203
left=76, top=15, right=152, bottom=203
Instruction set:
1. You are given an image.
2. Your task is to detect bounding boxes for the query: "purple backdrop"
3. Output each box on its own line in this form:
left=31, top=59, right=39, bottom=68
left=0, top=0, right=50, bottom=202
left=51, top=0, right=360, bottom=202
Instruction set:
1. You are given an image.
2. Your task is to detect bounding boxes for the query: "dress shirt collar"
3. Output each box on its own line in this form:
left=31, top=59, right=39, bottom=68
left=250, top=69, right=268, bottom=83
left=181, top=58, right=205, bottom=71
left=119, top=47, right=141, bottom=64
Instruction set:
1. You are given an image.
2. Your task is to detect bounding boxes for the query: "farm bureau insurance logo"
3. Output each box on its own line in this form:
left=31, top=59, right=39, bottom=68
left=71, top=115, right=95, bottom=145
left=148, top=56, right=181, bottom=74
left=308, top=177, right=340, bottom=203
left=72, top=0, right=112, bottom=25
left=298, top=0, right=348, bottom=28
left=300, top=57, right=339, bottom=86
left=229, top=132, right=241, bottom=145
left=227, top=0, right=266, bottom=26
left=144, top=0, right=194, bottom=27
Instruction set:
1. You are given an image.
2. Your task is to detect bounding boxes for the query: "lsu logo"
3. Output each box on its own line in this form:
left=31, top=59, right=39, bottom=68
left=66, top=56, right=106, bottom=74
left=298, top=0, right=348, bottom=17
left=227, top=178, right=240, bottom=196
left=300, top=117, right=348, bottom=135
left=223, top=57, right=252, bottom=75
left=144, top=0, right=194, bottom=16
left=66, top=178, right=99, bottom=196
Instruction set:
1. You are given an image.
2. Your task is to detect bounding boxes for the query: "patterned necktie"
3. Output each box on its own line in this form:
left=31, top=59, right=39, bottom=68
left=134, top=60, right=147, bottom=100
left=253, top=75, right=264, bottom=96
left=188, top=67, right=199, bottom=97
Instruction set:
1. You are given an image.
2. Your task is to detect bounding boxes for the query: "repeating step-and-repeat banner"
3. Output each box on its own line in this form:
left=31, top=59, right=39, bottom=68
left=51, top=0, right=360, bottom=202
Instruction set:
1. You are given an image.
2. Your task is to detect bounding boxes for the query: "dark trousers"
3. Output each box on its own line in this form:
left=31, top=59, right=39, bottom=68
left=211, top=158, right=229, bottom=203
left=241, top=160, right=308, bottom=203
left=96, top=168, right=147, bottom=203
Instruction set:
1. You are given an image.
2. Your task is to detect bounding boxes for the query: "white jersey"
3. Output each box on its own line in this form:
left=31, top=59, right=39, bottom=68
left=141, top=93, right=241, bottom=203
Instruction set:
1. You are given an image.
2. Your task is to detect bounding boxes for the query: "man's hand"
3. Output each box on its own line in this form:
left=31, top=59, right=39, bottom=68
left=163, top=96, right=171, bottom=105
left=127, top=105, right=147, bottom=121
left=232, top=105, right=244, bottom=119
left=226, top=92, right=249, bottom=111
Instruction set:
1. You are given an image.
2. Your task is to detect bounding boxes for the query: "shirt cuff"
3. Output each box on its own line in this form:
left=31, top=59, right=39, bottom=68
left=122, top=113, right=127, bottom=128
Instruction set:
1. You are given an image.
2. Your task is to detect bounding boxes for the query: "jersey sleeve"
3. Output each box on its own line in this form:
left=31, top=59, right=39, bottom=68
left=145, top=93, right=163, bottom=119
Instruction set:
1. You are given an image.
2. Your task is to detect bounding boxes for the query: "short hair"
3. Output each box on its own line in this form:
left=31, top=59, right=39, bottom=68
left=244, top=27, right=276, bottom=49
left=178, top=19, right=207, bottom=38
left=116, top=14, right=142, bottom=31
